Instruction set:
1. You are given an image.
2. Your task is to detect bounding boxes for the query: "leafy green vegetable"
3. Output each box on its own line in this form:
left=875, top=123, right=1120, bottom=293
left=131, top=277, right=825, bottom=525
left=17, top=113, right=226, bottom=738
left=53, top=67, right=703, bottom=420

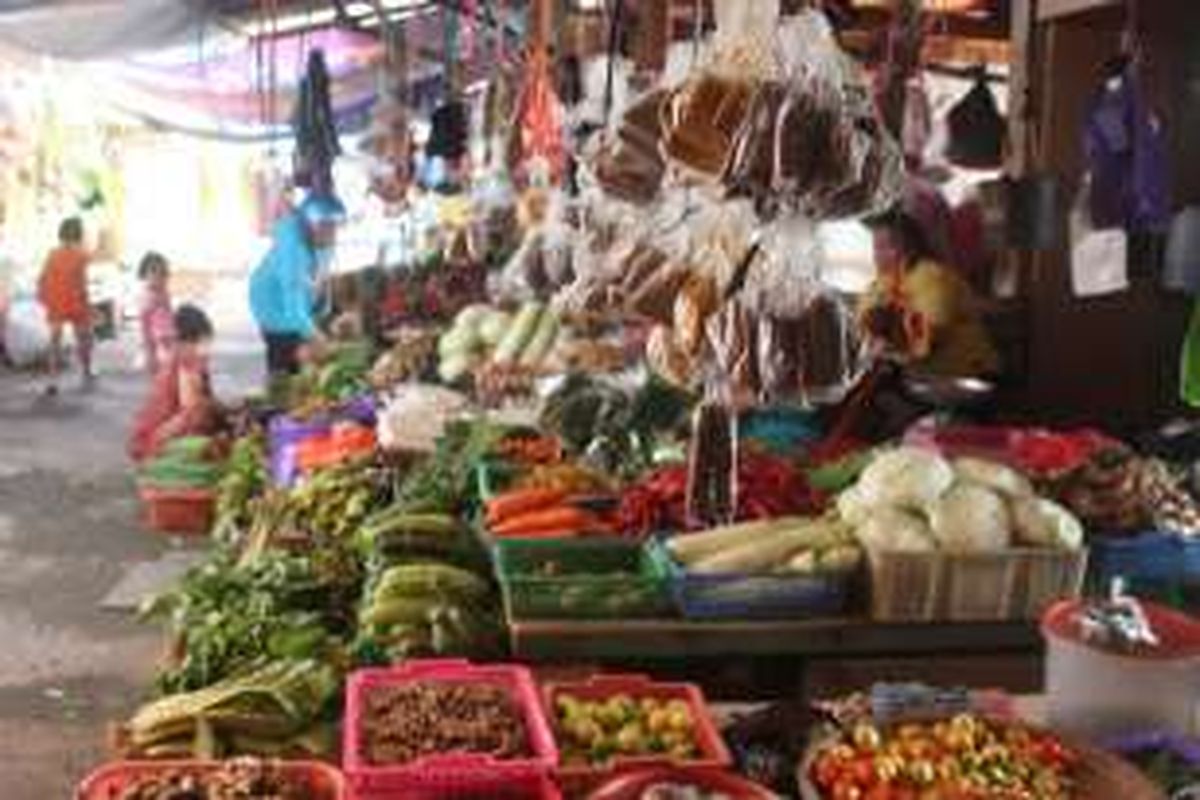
left=541, top=373, right=692, bottom=479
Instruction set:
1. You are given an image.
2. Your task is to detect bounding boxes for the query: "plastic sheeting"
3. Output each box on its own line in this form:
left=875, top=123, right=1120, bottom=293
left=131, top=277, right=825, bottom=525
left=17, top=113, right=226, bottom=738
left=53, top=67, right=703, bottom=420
left=0, top=0, right=208, bottom=61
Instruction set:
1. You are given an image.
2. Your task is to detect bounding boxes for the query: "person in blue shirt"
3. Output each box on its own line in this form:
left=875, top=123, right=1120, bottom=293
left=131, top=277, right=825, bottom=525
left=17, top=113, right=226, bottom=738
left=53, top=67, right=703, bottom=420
left=249, top=192, right=345, bottom=378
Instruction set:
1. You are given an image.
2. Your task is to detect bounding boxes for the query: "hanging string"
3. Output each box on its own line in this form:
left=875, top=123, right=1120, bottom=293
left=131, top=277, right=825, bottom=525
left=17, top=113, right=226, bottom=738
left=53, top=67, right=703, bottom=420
left=692, top=0, right=704, bottom=69
left=602, top=0, right=623, bottom=127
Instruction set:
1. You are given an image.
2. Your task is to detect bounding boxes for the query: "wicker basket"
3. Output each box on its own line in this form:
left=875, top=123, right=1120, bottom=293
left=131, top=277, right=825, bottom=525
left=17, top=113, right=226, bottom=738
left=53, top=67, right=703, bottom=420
left=869, top=548, right=1087, bottom=622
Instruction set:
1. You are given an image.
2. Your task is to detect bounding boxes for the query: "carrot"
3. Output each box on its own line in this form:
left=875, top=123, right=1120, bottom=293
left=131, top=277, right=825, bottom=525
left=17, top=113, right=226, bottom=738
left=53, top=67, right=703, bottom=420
left=490, top=505, right=603, bottom=537
left=485, top=487, right=568, bottom=527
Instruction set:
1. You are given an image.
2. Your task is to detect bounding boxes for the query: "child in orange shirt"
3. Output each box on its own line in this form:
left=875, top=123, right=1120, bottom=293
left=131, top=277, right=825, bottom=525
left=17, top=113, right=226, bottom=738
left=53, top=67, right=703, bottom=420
left=38, top=217, right=93, bottom=390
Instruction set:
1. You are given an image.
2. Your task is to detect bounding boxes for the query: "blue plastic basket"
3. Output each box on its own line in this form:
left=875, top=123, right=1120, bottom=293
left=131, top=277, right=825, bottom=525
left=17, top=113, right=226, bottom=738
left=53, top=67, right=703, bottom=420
left=646, top=538, right=854, bottom=620
left=1086, top=532, right=1200, bottom=607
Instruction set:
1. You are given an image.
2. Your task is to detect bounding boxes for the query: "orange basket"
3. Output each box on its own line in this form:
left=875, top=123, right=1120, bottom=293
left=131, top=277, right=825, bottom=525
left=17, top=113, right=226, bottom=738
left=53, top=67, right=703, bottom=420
left=138, top=486, right=215, bottom=536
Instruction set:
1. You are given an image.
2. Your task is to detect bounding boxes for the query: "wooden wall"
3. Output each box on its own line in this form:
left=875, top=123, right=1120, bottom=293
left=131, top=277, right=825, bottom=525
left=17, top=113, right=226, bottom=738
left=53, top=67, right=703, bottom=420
left=1014, top=0, right=1200, bottom=431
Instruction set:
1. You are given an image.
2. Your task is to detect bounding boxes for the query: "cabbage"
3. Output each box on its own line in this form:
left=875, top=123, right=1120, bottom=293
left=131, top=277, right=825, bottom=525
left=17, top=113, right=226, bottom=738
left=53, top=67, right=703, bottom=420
left=1011, top=497, right=1084, bottom=550
left=927, top=483, right=1011, bottom=552
left=853, top=507, right=936, bottom=553
left=856, top=447, right=955, bottom=511
left=478, top=311, right=512, bottom=346
left=953, top=457, right=1034, bottom=498
left=836, top=485, right=874, bottom=526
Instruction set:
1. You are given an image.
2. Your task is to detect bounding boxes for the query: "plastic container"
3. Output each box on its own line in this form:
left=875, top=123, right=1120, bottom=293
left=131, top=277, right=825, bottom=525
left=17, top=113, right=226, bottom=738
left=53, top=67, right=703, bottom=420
left=138, top=486, right=215, bottom=535
left=1042, top=599, right=1200, bottom=738
left=495, top=538, right=672, bottom=621
left=269, top=396, right=378, bottom=486
left=648, top=539, right=853, bottom=621
left=269, top=414, right=332, bottom=487
left=869, top=548, right=1087, bottom=622
left=1088, top=531, right=1200, bottom=608
left=76, top=760, right=345, bottom=800
left=542, top=674, right=732, bottom=798
left=343, top=660, right=559, bottom=800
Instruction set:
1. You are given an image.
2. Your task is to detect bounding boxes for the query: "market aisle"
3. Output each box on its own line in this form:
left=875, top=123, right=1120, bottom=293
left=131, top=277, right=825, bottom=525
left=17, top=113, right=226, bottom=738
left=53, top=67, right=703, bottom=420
left=0, top=324, right=261, bottom=798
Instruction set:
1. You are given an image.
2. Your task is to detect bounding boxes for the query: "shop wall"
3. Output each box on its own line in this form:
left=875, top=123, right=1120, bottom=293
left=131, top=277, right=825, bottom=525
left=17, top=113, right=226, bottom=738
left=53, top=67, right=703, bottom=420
left=1020, top=0, right=1199, bottom=431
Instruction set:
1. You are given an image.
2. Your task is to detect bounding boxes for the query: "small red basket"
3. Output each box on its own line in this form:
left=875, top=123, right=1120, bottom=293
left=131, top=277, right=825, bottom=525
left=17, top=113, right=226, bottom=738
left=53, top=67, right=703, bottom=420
left=343, top=660, right=559, bottom=800
left=542, top=674, right=732, bottom=799
left=138, top=486, right=215, bottom=535
left=75, top=759, right=345, bottom=799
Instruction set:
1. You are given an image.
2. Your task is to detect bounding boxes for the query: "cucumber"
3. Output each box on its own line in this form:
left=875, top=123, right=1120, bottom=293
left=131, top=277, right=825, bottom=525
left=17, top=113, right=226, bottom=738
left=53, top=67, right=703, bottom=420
left=375, top=563, right=491, bottom=602
left=518, top=309, right=559, bottom=367
left=492, top=301, right=544, bottom=365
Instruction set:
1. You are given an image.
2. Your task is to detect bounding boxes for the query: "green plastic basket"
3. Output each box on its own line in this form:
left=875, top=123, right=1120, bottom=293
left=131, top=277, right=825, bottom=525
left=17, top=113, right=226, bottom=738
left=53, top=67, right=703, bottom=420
left=494, top=538, right=672, bottom=620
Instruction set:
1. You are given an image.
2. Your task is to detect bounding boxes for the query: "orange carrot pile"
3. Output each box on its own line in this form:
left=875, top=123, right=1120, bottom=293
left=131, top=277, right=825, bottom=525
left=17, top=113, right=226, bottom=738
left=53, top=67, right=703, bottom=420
left=485, top=486, right=617, bottom=539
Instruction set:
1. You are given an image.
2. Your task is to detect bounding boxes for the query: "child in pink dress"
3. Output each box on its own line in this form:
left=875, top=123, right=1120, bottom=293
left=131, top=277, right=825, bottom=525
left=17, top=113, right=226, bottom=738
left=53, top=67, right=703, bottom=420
left=138, top=252, right=174, bottom=374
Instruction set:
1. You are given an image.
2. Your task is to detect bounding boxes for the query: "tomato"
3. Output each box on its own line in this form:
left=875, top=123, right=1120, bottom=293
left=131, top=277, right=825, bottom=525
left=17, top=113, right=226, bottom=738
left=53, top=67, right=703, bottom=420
left=864, top=783, right=894, bottom=800
left=832, top=779, right=864, bottom=800
left=813, top=754, right=844, bottom=788
left=851, top=756, right=878, bottom=787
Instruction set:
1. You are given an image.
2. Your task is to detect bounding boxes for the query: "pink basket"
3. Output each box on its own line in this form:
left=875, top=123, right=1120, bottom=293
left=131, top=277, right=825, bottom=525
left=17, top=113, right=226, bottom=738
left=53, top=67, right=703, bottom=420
left=542, top=674, right=732, bottom=799
left=76, top=759, right=345, bottom=799
left=343, top=660, right=559, bottom=799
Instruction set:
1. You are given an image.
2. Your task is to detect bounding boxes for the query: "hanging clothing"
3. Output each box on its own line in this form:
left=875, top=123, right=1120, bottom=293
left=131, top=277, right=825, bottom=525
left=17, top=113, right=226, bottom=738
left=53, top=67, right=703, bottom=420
left=249, top=212, right=318, bottom=338
left=1083, top=64, right=1170, bottom=232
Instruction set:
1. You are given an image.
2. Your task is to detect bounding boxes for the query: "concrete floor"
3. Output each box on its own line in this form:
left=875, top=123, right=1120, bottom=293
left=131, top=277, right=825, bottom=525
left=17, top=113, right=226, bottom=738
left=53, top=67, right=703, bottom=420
left=0, top=325, right=261, bottom=798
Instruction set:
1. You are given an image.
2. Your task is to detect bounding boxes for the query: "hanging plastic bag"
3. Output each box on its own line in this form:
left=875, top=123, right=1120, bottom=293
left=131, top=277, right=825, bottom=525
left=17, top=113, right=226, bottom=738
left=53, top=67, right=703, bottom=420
left=945, top=69, right=1006, bottom=169
left=1070, top=174, right=1128, bottom=298
left=902, top=74, right=933, bottom=166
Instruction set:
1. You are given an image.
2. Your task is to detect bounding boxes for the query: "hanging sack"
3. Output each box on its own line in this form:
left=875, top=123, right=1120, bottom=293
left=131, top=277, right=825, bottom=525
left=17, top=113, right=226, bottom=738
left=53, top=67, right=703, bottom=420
left=1070, top=174, right=1128, bottom=298
left=945, top=70, right=1005, bottom=169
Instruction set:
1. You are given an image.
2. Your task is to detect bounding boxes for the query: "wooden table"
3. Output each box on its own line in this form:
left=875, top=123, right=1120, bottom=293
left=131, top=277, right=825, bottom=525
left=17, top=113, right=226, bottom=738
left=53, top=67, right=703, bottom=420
left=510, top=617, right=1046, bottom=699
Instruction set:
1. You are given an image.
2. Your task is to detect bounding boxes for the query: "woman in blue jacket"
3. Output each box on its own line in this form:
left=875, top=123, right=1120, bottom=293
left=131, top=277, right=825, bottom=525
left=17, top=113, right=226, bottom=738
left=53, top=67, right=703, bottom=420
left=250, top=192, right=345, bottom=377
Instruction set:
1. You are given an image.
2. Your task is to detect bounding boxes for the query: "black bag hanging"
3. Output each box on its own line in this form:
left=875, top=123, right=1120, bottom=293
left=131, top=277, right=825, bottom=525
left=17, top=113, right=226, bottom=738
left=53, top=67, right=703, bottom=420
left=292, top=49, right=342, bottom=194
left=945, top=68, right=1006, bottom=169
left=426, top=100, right=470, bottom=161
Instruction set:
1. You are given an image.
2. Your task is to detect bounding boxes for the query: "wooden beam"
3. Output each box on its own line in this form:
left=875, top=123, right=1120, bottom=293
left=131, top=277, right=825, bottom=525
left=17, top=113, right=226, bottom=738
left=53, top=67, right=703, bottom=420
left=1036, top=0, right=1120, bottom=22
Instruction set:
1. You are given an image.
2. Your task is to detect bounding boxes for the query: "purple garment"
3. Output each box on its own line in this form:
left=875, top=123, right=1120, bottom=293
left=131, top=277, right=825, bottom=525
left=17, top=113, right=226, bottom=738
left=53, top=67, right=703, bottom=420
left=1083, top=66, right=1171, bottom=232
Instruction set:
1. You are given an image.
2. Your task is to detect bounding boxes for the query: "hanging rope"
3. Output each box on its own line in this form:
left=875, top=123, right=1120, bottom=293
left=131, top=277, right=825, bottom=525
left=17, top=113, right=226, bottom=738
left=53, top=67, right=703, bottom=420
left=603, top=0, right=624, bottom=126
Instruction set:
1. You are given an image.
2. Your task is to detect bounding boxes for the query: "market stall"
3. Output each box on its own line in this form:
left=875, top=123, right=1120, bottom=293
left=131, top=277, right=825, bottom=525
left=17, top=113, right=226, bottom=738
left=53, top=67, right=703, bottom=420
left=68, top=0, right=1200, bottom=798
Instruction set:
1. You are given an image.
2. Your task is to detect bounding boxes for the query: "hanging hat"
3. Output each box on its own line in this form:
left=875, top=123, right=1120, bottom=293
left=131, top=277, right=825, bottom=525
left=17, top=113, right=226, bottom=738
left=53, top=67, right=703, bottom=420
left=945, top=70, right=1006, bottom=169
left=1164, top=206, right=1200, bottom=295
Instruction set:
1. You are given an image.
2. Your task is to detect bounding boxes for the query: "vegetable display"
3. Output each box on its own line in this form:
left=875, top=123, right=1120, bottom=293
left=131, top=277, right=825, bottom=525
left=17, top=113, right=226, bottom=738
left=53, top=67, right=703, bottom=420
left=358, top=682, right=531, bottom=765
left=554, top=693, right=699, bottom=766
left=353, top=508, right=502, bottom=664
left=620, top=450, right=823, bottom=538
left=807, top=715, right=1077, bottom=799
left=143, top=549, right=354, bottom=696
left=139, top=436, right=225, bottom=491
left=117, top=660, right=339, bottom=760
left=104, top=758, right=325, bottom=800
left=212, top=433, right=268, bottom=546
left=836, top=448, right=1085, bottom=554
left=437, top=300, right=562, bottom=386
left=665, top=516, right=860, bottom=576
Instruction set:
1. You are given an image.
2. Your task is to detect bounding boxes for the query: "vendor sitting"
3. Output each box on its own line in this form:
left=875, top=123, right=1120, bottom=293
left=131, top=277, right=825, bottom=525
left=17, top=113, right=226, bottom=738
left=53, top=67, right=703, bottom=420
left=128, top=304, right=224, bottom=462
left=859, top=209, right=999, bottom=379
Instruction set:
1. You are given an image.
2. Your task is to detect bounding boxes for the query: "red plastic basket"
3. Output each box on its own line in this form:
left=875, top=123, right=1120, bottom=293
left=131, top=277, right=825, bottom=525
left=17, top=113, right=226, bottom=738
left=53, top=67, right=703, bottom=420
left=542, top=674, right=732, bottom=799
left=75, top=759, right=345, bottom=799
left=343, top=660, right=559, bottom=800
left=138, top=486, right=215, bottom=535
